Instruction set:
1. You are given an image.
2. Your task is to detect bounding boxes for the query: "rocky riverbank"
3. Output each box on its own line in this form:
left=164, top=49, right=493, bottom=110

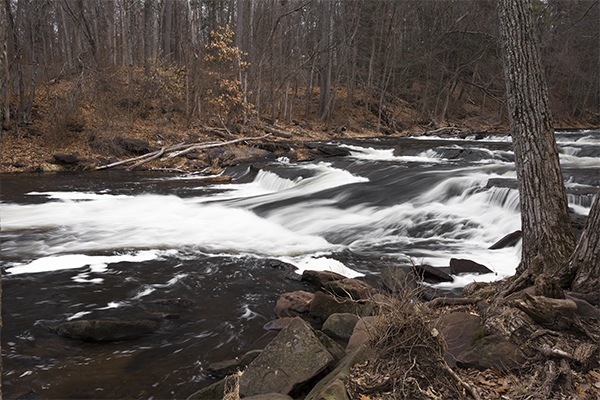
left=182, top=262, right=600, bottom=400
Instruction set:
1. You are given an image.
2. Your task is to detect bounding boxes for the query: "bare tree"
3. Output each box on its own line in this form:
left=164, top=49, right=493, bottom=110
left=497, top=0, right=585, bottom=293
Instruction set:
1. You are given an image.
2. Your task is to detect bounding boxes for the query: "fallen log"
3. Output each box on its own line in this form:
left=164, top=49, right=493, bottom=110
left=95, top=142, right=188, bottom=170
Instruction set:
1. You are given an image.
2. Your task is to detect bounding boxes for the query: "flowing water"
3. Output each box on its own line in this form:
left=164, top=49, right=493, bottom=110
left=2, top=130, right=598, bottom=399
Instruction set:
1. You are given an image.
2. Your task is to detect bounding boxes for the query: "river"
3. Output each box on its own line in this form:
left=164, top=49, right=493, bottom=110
left=2, top=130, right=598, bottom=399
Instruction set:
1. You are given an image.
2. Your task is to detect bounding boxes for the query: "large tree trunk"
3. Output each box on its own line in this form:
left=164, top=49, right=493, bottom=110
left=497, top=0, right=577, bottom=284
left=318, top=0, right=332, bottom=120
left=567, top=189, right=600, bottom=294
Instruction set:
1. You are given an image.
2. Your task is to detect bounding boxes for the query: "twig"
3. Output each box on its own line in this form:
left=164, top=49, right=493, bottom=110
left=440, top=359, right=482, bottom=400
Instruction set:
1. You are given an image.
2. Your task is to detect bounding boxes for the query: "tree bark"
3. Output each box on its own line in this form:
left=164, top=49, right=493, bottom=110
left=567, top=189, right=600, bottom=293
left=497, top=0, right=576, bottom=283
left=318, top=0, right=331, bottom=120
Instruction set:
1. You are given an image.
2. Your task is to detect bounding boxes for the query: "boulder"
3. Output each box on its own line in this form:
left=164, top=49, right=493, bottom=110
left=411, top=264, right=453, bottom=283
left=380, top=265, right=415, bottom=293
left=322, top=313, right=360, bottom=340
left=115, top=137, right=154, bottom=155
left=263, top=317, right=296, bottom=331
left=238, top=318, right=335, bottom=397
left=269, top=259, right=302, bottom=281
left=489, top=230, right=522, bottom=249
left=274, top=291, right=314, bottom=318
left=55, top=319, right=159, bottom=341
left=456, top=334, right=527, bottom=371
left=302, top=270, right=375, bottom=300
left=435, top=312, right=482, bottom=368
left=53, top=152, right=81, bottom=164
left=449, top=258, right=493, bottom=275
left=302, top=270, right=347, bottom=290
left=346, top=317, right=375, bottom=352
left=324, top=278, right=376, bottom=301
left=305, top=345, right=372, bottom=400
left=309, top=291, right=361, bottom=323
left=207, top=349, right=262, bottom=378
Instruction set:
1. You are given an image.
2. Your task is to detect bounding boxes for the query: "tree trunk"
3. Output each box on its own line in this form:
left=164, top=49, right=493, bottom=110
left=1, top=0, right=8, bottom=130
left=497, top=0, right=577, bottom=283
left=143, top=0, right=153, bottom=77
left=318, top=0, right=331, bottom=120
left=164, top=0, right=172, bottom=65
left=567, top=188, right=600, bottom=294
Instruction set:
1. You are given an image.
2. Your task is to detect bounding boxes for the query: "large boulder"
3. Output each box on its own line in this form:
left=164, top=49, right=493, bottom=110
left=238, top=318, right=335, bottom=397
left=449, top=258, right=493, bottom=275
left=55, top=319, right=159, bottom=341
left=346, top=317, right=376, bottom=352
left=302, top=270, right=376, bottom=300
left=309, top=291, right=362, bottom=323
left=274, top=291, right=314, bottom=318
left=456, top=334, right=527, bottom=371
left=435, top=312, right=482, bottom=368
left=322, top=313, right=360, bottom=340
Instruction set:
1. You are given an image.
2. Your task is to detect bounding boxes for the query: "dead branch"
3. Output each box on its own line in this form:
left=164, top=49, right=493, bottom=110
left=163, top=133, right=271, bottom=160
left=440, top=360, right=482, bottom=400
left=95, top=142, right=188, bottom=170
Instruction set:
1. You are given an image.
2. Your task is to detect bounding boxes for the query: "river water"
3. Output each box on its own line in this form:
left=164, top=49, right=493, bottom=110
left=2, top=130, right=598, bottom=399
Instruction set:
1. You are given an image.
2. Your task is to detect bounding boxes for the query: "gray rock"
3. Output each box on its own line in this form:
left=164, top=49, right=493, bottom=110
left=346, top=317, right=375, bottom=352
left=186, top=375, right=236, bottom=400
left=456, top=334, right=527, bottom=371
left=309, top=291, right=361, bottom=323
left=449, top=258, right=493, bottom=275
left=238, top=317, right=335, bottom=397
left=305, top=344, right=372, bottom=400
left=411, top=264, right=453, bottom=283
left=274, top=291, right=314, bottom=318
left=322, top=313, right=360, bottom=340
left=303, top=270, right=375, bottom=300
left=489, top=230, right=522, bottom=249
left=55, top=319, right=159, bottom=341
left=435, top=312, right=482, bottom=368
left=314, top=330, right=346, bottom=364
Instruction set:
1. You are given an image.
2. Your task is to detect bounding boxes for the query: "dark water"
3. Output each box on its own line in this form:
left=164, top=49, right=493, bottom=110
left=2, top=130, right=598, bottom=399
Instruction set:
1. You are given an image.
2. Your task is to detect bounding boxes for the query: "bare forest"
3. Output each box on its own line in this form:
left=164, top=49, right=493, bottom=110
left=0, top=0, right=598, bottom=171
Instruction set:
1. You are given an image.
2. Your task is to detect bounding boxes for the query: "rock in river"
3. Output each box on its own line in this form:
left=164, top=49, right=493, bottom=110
left=54, top=319, right=159, bottom=341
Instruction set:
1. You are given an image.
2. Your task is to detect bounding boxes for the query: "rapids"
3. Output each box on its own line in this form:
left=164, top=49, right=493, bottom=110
left=2, top=130, right=598, bottom=399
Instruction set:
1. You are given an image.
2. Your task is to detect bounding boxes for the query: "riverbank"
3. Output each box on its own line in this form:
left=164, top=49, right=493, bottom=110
left=186, top=266, right=600, bottom=400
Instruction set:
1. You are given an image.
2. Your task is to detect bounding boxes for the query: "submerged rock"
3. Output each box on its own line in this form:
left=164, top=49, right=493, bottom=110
left=55, top=319, right=159, bottom=341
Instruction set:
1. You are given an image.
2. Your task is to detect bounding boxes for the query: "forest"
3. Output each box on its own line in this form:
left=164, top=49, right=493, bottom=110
left=1, top=0, right=598, bottom=161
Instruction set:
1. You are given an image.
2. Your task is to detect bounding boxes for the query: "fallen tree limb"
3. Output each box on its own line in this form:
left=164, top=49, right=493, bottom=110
left=163, top=133, right=271, bottom=160
left=95, top=142, right=188, bottom=170
left=440, top=359, right=482, bottom=400
left=127, top=146, right=166, bottom=171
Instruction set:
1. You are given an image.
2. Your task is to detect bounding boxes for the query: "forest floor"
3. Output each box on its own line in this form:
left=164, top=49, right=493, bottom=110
left=1, top=68, right=596, bottom=174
